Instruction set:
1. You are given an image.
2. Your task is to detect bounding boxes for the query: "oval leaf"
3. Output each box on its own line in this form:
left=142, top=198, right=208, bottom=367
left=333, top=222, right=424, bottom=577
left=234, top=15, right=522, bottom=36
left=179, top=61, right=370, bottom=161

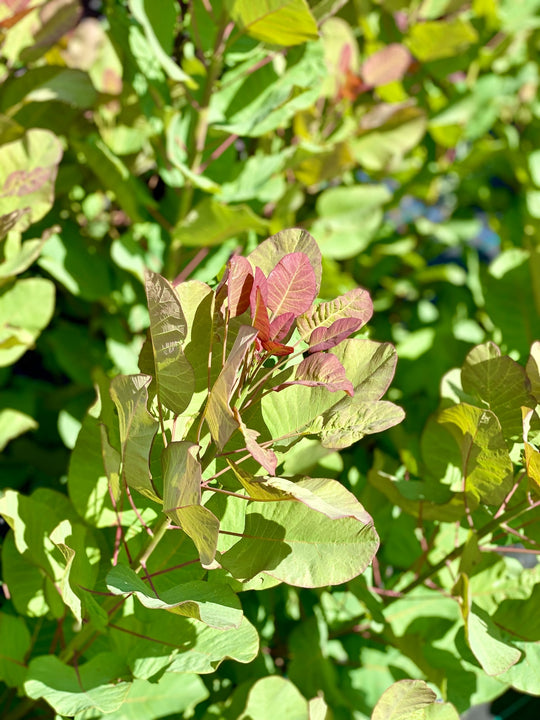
left=266, top=252, right=318, bottom=317
left=297, top=287, right=373, bottom=342
left=371, top=679, right=437, bottom=720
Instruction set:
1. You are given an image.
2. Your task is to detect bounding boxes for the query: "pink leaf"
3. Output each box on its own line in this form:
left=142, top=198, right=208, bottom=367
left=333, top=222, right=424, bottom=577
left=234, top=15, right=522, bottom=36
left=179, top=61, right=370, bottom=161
left=249, top=266, right=268, bottom=313
left=234, top=408, right=277, bottom=475
left=266, top=252, right=318, bottom=318
left=275, top=353, right=354, bottom=396
left=251, top=287, right=270, bottom=340
left=361, top=44, right=411, bottom=87
left=269, top=312, right=295, bottom=341
left=308, top=317, right=361, bottom=353
left=227, top=255, right=253, bottom=317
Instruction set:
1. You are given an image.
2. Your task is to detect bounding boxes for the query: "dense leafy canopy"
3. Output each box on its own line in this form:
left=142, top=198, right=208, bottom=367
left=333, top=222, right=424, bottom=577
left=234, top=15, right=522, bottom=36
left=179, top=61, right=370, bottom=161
left=1, top=1, right=540, bottom=719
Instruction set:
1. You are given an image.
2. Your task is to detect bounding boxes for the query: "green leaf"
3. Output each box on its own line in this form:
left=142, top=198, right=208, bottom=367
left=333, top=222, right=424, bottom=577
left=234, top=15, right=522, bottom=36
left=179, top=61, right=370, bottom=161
left=114, top=612, right=259, bottom=679
left=173, top=504, right=220, bottom=568
left=261, top=339, right=398, bottom=443
left=162, top=441, right=202, bottom=513
left=0, top=234, right=46, bottom=282
left=110, top=374, right=160, bottom=503
left=221, top=494, right=379, bottom=587
left=461, top=342, right=535, bottom=441
left=106, top=565, right=242, bottom=629
left=1, top=66, right=98, bottom=109
left=24, top=653, right=131, bottom=716
left=458, top=574, right=521, bottom=677
left=171, top=198, right=268, bottom=249
left=239, top=676, right=309, bottom=720
left=319, top=398, right=405, bottom=449
left=0, top=129, right=62, bottom=229
left=527, top=341, right=540, bottom=402
left=227, top=0, right=318, bottom=46
left=205, top=325, right=258, bottom=450
left=406, top=18, right=478, bottom=61
left=145, top=271, right=195, bottom=416
left=437, top=403, right=514, bottom=505
left=0, top=612, right=30, bottom=688
left=0, top=277, right=55, bottom=367
left=78, top=673, right=209, bottom=720
left=0, top=407, right=37, bottom=451
left=484, top=249, right=538, bottom=359
left=371, top=679, right=437, bottom=720
left=312, top=185, right=391, bottom=260
left=128, top=0, right=193, bottom=84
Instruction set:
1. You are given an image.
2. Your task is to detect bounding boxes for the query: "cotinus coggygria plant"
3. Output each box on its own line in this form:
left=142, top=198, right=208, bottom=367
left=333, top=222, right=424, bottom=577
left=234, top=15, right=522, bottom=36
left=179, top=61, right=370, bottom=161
left=0, top=230, right=404, bottom=718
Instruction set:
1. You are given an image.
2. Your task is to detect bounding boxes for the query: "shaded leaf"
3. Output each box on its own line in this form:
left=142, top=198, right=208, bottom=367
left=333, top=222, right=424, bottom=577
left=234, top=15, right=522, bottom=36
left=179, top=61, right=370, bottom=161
left=458, top=574, right=522, bottom=676
left=172, top=197, right=268, bottom=248
left=173, top=505, right=220, bottom=568
left=0, top=612, right=30, bottom=688
left=145, top=270, right=194, bottom=416
left=110, top=374, right=160, bottom=503
left=221, top=495, right=379, bottom=587
left=162, top=441, right=202, bottom=512
left=106, top=565, right=242, bottom=629
left=205, top=325, right=258, bottom=450
left=227, top=255, right=254, bottom=318
left=526, top=341, right=540, bottom=401
left=117, top=612, right=259, bottom=679
left=234, top=409, right=278, bottom=475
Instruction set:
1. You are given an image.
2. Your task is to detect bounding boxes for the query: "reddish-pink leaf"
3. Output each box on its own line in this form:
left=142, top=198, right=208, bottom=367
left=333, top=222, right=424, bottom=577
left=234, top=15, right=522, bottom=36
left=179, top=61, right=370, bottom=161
left=275, top=353, right=354, bottom=396
left=361, top=44, right=411, bottom=87
left=249, top=266, right=268, bottom=312
left=261, top=338, right=294, bottom=356
left=234, top=408, right=277, bottom=475
left=251, top=287, right=270, bottom=340
left=308, top=317, right=361, bottom=353
left=227, top=255, right=253, bottom=317
left=269, top=312, right=295, bottom=341
left=266, top=252, right=318, bottom=318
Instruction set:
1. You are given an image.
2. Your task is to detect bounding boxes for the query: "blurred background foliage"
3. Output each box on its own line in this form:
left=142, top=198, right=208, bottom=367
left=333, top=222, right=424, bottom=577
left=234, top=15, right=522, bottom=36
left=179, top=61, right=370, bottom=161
left=1, top=0, right=540, bottom=718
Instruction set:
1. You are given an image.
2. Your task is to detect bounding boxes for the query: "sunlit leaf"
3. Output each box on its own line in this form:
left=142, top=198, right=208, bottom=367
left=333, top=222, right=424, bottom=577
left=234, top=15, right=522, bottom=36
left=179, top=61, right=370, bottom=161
left=106, top=564, right=242, bottom=629
left=438, top=403, right=513, bottom=505
left=371, top=679, right=436, bottom=720
left=145, top=270, right=195, bottom=415
left=266, top=252, right=318, bottom=317
left=227, top=0, right=318, bottom=46
left=297, top=287, right=373, bottom=342
left=24, top=654, right=131, bottom=716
